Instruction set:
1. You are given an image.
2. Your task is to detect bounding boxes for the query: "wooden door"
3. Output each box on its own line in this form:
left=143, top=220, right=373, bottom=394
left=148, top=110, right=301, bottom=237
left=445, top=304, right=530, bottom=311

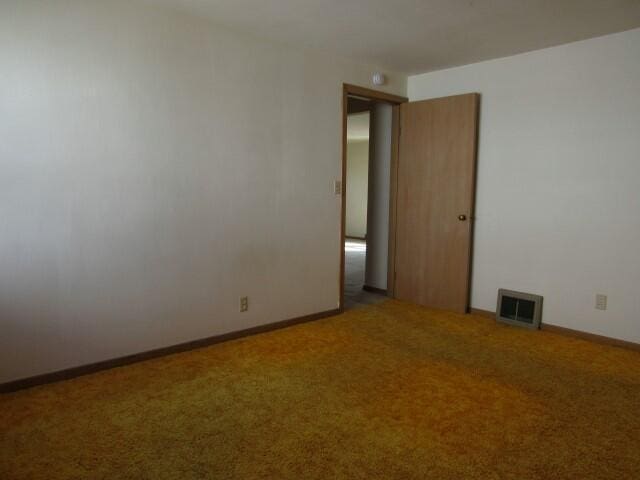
left=393, top=93, right=479, bottom=313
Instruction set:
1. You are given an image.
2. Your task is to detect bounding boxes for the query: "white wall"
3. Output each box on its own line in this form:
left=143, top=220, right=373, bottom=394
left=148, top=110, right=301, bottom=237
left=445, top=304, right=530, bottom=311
left=0, top=0, right=406, bottom=383
left=409, top=28, right=640, bottom=343
left=345, top=138, right=369, bottom=238
left=365, top=103, right=392, bottom=290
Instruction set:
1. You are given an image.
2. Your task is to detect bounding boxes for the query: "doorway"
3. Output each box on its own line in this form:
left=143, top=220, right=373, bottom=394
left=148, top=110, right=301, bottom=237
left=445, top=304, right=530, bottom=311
left=339, top=85, right=480, bottom=314
left=340, top=85, right=406, bottom=310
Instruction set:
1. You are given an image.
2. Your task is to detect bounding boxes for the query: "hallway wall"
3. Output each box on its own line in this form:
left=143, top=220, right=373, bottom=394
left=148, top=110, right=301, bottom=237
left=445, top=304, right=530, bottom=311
left=364, top=103, right=392, bottom=291
left=345, top=139, right=369, bottom=238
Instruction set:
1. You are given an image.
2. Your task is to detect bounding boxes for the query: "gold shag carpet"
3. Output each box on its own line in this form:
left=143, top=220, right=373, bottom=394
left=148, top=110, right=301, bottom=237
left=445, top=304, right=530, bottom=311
left=1, top=300, right=640, bottom=479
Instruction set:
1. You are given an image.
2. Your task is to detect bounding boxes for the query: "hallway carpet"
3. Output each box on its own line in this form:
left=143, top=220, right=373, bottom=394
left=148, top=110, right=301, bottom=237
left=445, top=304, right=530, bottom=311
left=344, top=239, right=386, bottom=309
left=1, top=300, right=639, bottom=479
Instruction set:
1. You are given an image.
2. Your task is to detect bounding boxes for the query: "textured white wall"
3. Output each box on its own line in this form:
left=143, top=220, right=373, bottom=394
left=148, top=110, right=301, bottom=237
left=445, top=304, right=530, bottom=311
left=409, top=29, right=640, bottom=342
left=0, top=0, right=406, bottom=383
left=345, top=140, right=369, bottom=238
left=365, top=103, right=392, bottom=290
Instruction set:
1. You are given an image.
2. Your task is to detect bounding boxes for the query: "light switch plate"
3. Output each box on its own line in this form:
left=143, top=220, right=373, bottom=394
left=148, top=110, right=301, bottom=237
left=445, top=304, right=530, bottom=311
left=334, top=180, right=342, bottom=195
left=595, top=294, right=607, bottom=311
left=240, top=296, right=249, bottom=312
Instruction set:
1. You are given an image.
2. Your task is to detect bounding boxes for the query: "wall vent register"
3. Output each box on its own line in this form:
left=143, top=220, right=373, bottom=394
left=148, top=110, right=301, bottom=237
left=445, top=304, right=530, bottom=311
left=496, top=289, right=543, bottom=330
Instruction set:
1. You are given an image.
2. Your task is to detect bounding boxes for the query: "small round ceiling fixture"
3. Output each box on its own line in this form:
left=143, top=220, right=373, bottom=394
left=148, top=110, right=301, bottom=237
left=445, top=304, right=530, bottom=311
left=372, top=72, right=386, bottom=86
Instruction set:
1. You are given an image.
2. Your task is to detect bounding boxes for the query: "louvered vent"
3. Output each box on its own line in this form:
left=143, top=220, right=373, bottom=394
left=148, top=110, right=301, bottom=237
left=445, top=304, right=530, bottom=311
left=496, top=289, right=543, bottom=330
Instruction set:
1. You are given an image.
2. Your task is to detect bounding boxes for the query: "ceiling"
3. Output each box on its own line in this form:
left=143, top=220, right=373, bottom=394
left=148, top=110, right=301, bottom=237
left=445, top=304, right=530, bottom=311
left=146, top=0, right=640, bottom=74
left=347, top=113, right=369, bottom=142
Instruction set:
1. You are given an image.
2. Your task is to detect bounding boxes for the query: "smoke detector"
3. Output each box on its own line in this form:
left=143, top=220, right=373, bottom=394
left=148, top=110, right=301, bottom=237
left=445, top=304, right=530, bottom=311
left=372, top=72, right=386, bottom=86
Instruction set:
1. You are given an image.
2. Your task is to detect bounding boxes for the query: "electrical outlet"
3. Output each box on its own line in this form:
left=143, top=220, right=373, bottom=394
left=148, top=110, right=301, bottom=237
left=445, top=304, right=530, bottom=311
left=334, top=180, right=342, bottom=195
left=240, top=296, right=249, bottom=312
left=595, top=294, right=607, bottom=311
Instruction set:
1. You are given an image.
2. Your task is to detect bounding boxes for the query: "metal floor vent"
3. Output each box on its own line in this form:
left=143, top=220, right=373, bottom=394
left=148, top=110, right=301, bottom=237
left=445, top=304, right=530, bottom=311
left=497, top=289, right=543, bottom=330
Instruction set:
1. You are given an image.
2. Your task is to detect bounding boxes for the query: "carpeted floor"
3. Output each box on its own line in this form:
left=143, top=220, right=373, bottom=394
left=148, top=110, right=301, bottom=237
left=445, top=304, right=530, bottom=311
left=1, top=300, right=639, bottom=479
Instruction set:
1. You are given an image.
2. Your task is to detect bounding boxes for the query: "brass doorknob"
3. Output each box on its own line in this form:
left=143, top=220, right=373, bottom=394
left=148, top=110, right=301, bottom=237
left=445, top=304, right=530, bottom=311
left=458, top=214, right=467, bottom=221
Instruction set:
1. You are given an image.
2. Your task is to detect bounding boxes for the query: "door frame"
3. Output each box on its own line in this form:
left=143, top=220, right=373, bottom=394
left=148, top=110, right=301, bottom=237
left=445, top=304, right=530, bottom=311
left=339, top=83, right=407, bottom=311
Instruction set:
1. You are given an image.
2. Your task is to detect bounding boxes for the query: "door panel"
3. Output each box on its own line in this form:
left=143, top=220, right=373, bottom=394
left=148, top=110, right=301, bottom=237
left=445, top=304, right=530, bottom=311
left=394, top=94, right=479, bottom=313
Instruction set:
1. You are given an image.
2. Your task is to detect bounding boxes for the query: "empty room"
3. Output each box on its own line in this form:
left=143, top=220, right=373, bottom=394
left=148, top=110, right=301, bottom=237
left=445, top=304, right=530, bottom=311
left=1, top=1, right=640, bottom=479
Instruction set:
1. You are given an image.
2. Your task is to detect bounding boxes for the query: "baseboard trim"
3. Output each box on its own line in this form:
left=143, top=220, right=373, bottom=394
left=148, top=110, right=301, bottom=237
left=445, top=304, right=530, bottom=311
left=540, top=323, right=640, bottom=352
left=363, top=285, right=387, bottom=295
left=469, top=307, right=495, bottom=319
left=0, top=308, right=341, bottom=394
left=469, top=308, right=640, bottom=351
